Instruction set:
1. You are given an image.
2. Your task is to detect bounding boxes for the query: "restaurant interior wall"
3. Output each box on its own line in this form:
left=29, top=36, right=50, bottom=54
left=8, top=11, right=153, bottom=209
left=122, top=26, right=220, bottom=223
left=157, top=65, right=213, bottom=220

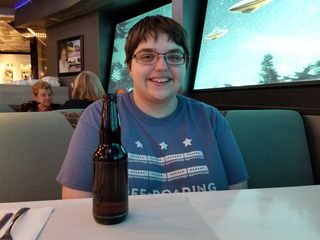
left=46, top=12, right=100, bottom=93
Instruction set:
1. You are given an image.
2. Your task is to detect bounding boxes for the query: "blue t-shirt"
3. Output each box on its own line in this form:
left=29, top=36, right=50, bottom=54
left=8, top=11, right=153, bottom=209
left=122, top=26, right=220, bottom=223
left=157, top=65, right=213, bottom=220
left=57, top=92, right=248, bottom=194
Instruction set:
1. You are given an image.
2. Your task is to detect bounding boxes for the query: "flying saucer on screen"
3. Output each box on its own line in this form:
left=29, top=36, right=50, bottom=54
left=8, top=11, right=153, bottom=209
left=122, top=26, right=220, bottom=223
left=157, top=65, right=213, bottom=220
left=229, top=0, right=272, bottom=13
left=205, top=27, right=229, bottom=40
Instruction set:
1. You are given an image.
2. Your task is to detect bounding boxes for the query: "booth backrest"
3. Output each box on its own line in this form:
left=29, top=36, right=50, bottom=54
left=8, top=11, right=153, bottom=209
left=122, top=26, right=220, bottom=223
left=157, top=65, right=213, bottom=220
left=0, top=109, right=315, bottom=202
left=0, top=112, right=74, bottom=202
left=0, top=84, right=69, bottom=105
left=225, top=109, right=315, bottom=188
left=303, top=115, right=320, bottom=184
left=0, top=103, right=14, bottom=112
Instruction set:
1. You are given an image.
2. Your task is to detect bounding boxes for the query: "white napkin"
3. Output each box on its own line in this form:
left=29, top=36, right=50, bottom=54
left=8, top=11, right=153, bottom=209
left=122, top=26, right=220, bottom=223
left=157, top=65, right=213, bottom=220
left=0, top=207, right=53, bottom=240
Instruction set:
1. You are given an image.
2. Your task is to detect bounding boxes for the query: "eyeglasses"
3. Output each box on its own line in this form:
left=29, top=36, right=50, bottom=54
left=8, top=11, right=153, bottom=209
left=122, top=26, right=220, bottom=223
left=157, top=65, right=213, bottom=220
left=132, top=51, right=186, bottom=65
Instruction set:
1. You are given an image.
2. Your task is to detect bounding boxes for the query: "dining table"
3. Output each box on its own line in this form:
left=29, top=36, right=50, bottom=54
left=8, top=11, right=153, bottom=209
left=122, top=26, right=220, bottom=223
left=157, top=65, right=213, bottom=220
left=0, top=185, right=319, bottom=240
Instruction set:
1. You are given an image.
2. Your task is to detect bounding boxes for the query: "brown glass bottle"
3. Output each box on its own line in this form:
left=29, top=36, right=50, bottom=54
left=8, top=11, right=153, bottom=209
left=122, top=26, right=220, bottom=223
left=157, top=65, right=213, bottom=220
left=92, top=93, right=128, bottom=225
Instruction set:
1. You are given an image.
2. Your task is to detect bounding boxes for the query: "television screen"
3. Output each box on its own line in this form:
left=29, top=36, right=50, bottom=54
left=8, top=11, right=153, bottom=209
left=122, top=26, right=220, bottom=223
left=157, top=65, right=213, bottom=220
left=194, top=0, right=320, bottom=90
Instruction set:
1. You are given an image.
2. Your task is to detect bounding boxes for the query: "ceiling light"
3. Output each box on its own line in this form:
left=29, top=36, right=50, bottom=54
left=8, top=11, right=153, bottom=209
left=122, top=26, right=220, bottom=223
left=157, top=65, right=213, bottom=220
left=27, top=28, right=36, bottom=36
left=24, top=28, right=47, bottom=38
left=22, top=32, right=47, bottom=38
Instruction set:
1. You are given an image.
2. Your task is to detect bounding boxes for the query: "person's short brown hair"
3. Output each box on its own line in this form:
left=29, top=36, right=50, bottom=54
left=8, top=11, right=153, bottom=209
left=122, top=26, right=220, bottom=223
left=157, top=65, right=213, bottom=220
left=125, top=15, right=190, bottom=70
left=32, top=80, right=53, bottom=96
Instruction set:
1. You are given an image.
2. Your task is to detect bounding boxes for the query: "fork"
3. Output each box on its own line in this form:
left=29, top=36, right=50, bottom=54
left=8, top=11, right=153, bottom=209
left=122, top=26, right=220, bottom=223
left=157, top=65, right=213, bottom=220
left=0, top=207, right=30, bottom=240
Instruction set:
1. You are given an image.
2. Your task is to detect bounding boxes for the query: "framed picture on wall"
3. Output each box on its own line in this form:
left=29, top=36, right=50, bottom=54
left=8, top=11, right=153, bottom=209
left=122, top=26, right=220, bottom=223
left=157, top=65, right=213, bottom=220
left=57, top=35, right=84, bottom=76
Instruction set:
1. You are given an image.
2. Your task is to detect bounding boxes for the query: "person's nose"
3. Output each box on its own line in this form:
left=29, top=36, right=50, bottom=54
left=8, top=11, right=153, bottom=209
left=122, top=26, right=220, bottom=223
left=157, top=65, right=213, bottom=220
left=154, top=54, right=169, bottom=70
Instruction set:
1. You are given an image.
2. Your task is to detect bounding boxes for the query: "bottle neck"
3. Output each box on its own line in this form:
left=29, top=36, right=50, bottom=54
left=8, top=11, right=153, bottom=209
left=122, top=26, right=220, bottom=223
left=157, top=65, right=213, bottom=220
left=100, top=94, right=121, bottom=145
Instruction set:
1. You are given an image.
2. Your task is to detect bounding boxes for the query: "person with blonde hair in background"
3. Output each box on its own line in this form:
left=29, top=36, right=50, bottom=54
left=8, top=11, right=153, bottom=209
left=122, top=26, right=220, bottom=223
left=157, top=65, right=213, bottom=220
left=60, top=71, right=106, bottom=109
left=20, top=80, right=61, bottom=111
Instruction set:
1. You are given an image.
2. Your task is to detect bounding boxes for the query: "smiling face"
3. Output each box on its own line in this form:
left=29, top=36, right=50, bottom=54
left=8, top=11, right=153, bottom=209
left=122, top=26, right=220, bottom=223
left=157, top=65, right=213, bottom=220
left=129, top=33, right=186, bottom=107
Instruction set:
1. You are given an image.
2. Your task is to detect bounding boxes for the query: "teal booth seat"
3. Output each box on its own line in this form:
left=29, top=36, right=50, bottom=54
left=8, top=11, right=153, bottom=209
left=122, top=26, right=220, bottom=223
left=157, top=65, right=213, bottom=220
left=225, top=109, right=315, bottom=188
left=0, top=112, right=74, bottom=202
left=0, top=103, right=15, bottom=112
left=54, top=108, right=85, bottom=113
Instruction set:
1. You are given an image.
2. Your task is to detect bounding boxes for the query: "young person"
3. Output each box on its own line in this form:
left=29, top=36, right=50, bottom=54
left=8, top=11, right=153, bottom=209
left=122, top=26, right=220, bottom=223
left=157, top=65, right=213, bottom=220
left=57, top=15, right=249, bottom=199
left=20, top=80, right=61, bottom=112
left=60, top=71, right=106, bottom=109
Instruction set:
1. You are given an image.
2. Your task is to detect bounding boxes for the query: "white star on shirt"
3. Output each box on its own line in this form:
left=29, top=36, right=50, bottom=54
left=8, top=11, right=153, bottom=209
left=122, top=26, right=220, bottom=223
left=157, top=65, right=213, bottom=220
left=183, top=138, right=192, bottom=147
left=159, top=141, right=168, bottom=150
left=135, top=141, right=143, bottom=148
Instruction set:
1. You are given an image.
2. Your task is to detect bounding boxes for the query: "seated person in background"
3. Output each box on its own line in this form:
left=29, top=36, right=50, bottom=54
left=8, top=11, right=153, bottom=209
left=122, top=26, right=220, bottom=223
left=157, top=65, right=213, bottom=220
left=57, top=15, right=249, bottom=199
left=20, top=80, right=61, bottom=112
left=60, top=71, right=106, bottom=109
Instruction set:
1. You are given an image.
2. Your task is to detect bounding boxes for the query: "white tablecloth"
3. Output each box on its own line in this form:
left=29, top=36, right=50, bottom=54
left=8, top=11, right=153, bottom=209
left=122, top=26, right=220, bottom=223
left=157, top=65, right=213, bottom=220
left=1, top=185, right=319, bottom=240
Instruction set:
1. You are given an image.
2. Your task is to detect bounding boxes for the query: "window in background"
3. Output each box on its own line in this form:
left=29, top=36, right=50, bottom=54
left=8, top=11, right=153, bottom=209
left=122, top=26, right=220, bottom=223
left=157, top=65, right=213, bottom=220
left=194, top=0, right=320, bottom=90
left=108, top=4, right=172, bottom=93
